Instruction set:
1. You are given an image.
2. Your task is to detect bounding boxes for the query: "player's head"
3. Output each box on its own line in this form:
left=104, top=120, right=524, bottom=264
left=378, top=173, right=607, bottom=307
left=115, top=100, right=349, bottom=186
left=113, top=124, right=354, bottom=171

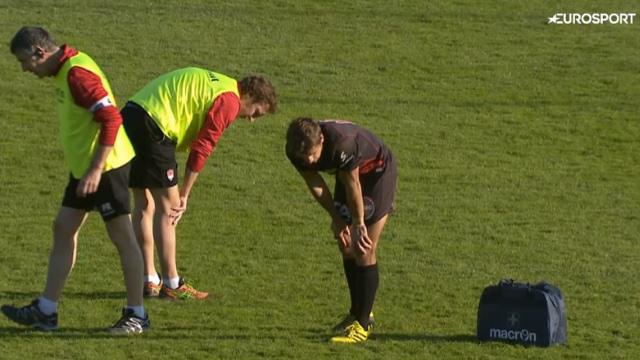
left=286, top=117, right=324, bottom=166
left=238, top=75, right=277, bottom=122
left=10, top=26, right=59, bottom=78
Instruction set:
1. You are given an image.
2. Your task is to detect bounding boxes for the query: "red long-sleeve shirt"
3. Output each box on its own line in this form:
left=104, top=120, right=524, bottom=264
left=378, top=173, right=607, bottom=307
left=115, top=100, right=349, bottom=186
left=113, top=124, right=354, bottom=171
left=53, top=45, right=121, bottom=146
left=186, top=91, right=241, bottom=172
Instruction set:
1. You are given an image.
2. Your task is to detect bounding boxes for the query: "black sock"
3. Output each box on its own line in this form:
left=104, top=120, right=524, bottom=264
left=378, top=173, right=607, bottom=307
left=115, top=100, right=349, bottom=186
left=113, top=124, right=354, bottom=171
left=356, top=263, right=379, bottom=328
left=342, top=257, right=360, bottom=316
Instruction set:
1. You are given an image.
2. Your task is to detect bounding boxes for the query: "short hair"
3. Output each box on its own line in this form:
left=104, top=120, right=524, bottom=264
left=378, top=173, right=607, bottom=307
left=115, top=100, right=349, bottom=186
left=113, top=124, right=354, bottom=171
left=10, top=26, right=57, bottom=55
left=286, top=117, right=323, bottom=161
left=238, top=75, right=277, bottom=113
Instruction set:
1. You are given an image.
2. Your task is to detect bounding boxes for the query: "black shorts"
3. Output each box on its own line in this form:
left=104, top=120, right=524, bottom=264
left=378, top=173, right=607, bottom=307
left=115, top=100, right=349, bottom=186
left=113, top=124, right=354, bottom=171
left=61, top=163, right=131, bottom=221
left=333, top=153, right=397, bottom=226
left=121, top=102, right=179, bottom=188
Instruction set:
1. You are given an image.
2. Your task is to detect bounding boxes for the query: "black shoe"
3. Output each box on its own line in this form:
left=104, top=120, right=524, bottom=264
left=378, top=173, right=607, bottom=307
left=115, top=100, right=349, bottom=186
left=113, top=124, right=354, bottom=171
left=109, top=308, right=150, bottom=335
left=1, top=299, right=58, bottom=331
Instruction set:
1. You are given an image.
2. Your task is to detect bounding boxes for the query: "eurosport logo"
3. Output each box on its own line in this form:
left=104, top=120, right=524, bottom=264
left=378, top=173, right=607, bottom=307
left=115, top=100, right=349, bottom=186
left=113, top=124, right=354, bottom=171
left=548, top=13, right=636, bottom=25
left=489, top=328, right=538, bottom=343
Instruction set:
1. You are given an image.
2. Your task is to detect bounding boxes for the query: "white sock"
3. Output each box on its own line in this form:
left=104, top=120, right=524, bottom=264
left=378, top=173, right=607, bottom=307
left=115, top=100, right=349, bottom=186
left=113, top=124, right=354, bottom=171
left=145, top=273, right=161, bottom=285
left=37, top=296, right=58, bottom=315
left=127, top=306, right=146, bottom=319
left=163, top=276, right=181, bottom=289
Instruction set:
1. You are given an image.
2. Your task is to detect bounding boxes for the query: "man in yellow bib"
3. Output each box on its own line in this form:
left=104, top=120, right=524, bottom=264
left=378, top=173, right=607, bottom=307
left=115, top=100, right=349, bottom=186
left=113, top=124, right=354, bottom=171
left=1, top=27, right=149, bottom=334
left=122, top=68, right=277, bottom=299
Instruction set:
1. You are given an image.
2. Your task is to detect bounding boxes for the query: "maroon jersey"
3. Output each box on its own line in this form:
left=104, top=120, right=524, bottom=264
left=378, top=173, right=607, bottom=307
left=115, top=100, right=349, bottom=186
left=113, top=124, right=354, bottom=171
left=290, top=120, right=392, bottom=176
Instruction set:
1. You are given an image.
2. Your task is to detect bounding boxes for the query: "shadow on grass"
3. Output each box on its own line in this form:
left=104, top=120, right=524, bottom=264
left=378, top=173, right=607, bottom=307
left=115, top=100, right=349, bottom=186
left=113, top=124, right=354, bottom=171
left=0, top=329, right=290, bottom=341
left=0, top=326, right=119, bottom=339
left=2, top=290, right=126, bottom=300
left=0, top=324, right=321, bottom=340
left=374, top=333, right=478, bottom=343
left=0, top=324, right=477, bottom=343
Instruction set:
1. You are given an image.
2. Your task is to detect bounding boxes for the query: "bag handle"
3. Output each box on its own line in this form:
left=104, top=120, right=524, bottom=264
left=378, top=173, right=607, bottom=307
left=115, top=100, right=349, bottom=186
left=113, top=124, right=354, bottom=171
left=499, top=279, right=534, bottom=299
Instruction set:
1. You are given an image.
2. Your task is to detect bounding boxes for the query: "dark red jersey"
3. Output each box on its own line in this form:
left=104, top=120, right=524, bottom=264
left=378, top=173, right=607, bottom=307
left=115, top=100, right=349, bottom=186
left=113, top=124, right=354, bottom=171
left=290, top=120, right=392, bottom=176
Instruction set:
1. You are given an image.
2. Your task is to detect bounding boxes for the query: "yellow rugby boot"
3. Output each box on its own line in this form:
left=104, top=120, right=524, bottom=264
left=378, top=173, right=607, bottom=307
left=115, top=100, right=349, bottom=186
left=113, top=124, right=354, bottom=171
left=330, top=320, right=371, bottom=344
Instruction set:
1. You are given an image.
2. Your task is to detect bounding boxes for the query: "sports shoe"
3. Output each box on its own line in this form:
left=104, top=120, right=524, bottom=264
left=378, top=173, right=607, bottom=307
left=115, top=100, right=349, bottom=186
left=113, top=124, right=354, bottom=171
left=333, top=312, right=375, bottom=334
left=159, top=278, right=209, bottom=300
left=330, top=320, right=371, bottom=344
left=109, top=308, right=150, bottom=335
left=143, top=278, right=163, bottom=298
left=1, top=299, right=58, bottom=331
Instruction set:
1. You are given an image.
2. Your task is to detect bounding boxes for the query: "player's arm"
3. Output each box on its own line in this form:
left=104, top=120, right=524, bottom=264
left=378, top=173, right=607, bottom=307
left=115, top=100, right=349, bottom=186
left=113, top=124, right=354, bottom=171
left=170, top=92, right=240, bottom=225
left=337, top=167, right=372, bottom=254
left=78, top=144, right=112, bottom=196
left=330, top=136, right=370, bottom=251
left=67, top=67, right=121, bottom=197
left=299, top=170, right=341, bottom=220
left=169, top=168, right=199, bottom=225
left=298, top=170, right=350, bottom=245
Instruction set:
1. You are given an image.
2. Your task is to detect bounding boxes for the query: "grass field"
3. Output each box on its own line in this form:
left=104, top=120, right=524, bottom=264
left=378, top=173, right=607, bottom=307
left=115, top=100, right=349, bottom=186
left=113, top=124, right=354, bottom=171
left=1, top=0, right=639, bottom=358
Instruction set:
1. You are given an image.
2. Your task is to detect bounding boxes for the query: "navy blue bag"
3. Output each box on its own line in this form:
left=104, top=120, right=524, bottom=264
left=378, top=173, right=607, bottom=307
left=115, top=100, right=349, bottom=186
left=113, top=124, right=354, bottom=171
left=477, top=279, right=567, bottom=347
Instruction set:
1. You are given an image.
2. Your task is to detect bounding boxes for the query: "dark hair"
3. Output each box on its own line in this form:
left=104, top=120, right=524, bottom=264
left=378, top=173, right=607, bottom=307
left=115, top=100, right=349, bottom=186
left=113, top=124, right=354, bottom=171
left=285, top=117, right=322, bottom=161
left=238, top=75, right=277, bottom=113
left=10, top=26, right=57, bottom=54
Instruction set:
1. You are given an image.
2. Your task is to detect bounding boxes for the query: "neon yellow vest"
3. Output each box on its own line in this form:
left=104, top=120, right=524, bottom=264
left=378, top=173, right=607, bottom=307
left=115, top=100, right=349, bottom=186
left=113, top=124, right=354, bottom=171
left=54, top=52, right=134, bottom=178
left=130, top=67, right=239, bottom=151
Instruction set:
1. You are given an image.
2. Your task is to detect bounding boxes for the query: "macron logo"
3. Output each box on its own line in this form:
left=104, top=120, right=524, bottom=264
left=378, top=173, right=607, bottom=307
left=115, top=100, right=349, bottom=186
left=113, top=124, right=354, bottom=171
left=548, top=13, right=636, bottom=25
left=489, top=328, right=537, bottom=343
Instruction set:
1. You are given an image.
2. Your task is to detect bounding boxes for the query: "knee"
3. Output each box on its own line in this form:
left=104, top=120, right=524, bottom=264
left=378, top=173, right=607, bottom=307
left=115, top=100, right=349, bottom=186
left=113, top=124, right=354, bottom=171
left=110, top=232, right=139, bottom=253
left=146, top=189, right=179, bottom=222
left=354, top=249, right=377, bottom=266
left=106, top=217, right=138, bottom=247
left=140, top=200, right=155, bottom=218
left=52, top=218, right=75, bottom=244
left=339, top=243, right=355, bottom=258
left=156, top=200, right=176, bottom=219
left=134, top=196, right=155, bottom=216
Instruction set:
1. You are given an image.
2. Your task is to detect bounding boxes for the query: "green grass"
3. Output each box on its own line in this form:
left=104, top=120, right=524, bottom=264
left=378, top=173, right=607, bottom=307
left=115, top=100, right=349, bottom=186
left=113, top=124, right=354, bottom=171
left=1, top=0, right=639, bottom=358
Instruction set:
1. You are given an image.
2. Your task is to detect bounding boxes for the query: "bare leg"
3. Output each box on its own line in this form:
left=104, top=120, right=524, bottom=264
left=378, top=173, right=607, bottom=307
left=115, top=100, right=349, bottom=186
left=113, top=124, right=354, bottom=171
left=354, top=215, right=387, bottom=266
left=42, top=207, right=88, bottom=301
left=132, top=188, right=157, bottom=277
left=149, top=185, right=180, bottom=279
left=104, top=214, right=144, bottom=307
